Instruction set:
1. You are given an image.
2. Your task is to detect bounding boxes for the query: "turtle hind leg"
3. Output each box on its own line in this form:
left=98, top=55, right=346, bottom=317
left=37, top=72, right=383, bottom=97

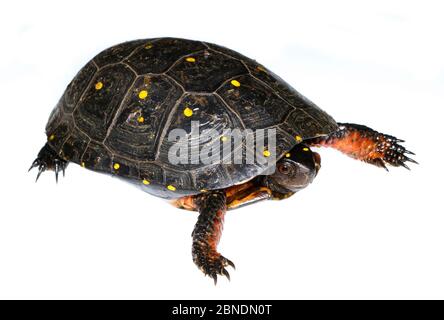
left=309, top=123, right=417, bottom=170
left=29, top=143, right=68, bottom=182
left=192, top=190, right=235, bottom=284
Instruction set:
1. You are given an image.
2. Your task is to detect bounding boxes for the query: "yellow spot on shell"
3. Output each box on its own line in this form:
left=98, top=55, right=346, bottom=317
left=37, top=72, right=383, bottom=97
left=220, top=136, right=228, bottom=142
left=48, top=134, right=55, bottom=141
left=137, top=116, right=145, bottom=123
left=138, top=90, right=148, bottom=100
left=81, top=162, right=85, bottom=168
left=185, top=57, right=196, bottom=62
left=263, top=150, right=271, bottom=157
left=295, top=135, right=303, bottom=142
left=113, top=163, right=120, bottom=170
left=200, top=189, right=208, bottom=193
left=95, top=81, right=103, bottom=90
left=167, top=185, right=176, bottom=191
left=303, top=147, right=309, bottom=152
left=285, top=153, right=291, bottom=158
left=145, top=43, right=153, bottom=49
left=183, top=107, right=193, bottom=117
left=231, top=79, right=241, bottom=87
left=142, top=179, right=150, bottom=185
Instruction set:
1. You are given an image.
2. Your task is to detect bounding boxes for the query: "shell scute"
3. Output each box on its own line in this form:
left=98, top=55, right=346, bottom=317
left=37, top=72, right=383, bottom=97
left=73, top=63, right=136, bottom=141
left=167, top=49, right=248, bottom=92
left=104, top=74, right=183, bottom=161
left=125, top=38, right=206, bottom=74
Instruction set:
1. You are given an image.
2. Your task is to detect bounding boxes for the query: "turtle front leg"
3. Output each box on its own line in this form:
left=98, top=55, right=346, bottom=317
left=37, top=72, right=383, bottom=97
left=29, top=143, right=68, bottom=182
left=192, top=190, right=234, bottom=284
left=309, top=123, right=417, bottom=170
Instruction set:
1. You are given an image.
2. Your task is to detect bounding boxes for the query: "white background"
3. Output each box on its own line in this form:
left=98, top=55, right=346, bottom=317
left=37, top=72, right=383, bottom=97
left=0, top=0, right=443, bottom=299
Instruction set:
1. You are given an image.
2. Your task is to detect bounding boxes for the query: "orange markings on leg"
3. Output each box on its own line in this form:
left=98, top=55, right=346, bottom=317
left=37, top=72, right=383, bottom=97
left=225, top=182, right=254, bottom=199
left=227, top=187, right=272, bottom=209
left=172, top=196, right=197, bottom=211
left=319, top=131, right=383, bottom=162
left=208, top=209, right=225, bottom=250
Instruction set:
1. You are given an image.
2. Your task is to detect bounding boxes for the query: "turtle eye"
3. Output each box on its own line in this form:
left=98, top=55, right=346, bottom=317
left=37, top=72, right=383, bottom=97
left=278, top=162, right=292, bottom=175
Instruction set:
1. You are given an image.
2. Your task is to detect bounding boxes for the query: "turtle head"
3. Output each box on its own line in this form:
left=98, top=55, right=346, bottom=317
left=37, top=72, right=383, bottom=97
left=265, top=143, right=320, bottom=193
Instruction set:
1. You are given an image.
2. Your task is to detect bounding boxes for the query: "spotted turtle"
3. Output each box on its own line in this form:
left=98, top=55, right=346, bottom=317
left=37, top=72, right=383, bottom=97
left=31, top=38, right=416, bottom=283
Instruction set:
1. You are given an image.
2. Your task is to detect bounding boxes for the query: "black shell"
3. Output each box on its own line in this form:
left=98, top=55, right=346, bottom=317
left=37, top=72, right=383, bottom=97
left=46, top=38, right=337, bottom=198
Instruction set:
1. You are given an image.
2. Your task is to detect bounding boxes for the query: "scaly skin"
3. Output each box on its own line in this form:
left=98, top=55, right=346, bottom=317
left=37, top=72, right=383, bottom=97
left=177, top=182, right=291, bottom=283
left=308, top=123, right=417, bottom=170
left=192, top=190, right=235, bottom=284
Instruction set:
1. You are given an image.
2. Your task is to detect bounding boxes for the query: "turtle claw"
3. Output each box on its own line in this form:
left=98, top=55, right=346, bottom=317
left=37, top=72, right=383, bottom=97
left=28, top=159, right=39, bottom=172
left=376, top=136, right=417, bottom=170
left=226, top=258, right=236, bottom=270
left=53, top=160, right=67, bottom=183
left=55, top=162, right=60, bottom=183
left=194, top=252, right=235, bottom=285
left=372, top=158, right=389, bottom=171
left=341, top=128, right=418, bottom=170
left=405, top=156, right=418, bottom=165
left=35, top=163, right=46, bottom=182
left=205, top=254, right=234, bottom=285
left=211, top=274, right=218, bottom=285
left=222, top=268, right=231, bottom=281
left=212, top=268, right=231, bottom=285
left=29, top=144, right=68, bottom=183
left=399, top=162, right=410, bottom=170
